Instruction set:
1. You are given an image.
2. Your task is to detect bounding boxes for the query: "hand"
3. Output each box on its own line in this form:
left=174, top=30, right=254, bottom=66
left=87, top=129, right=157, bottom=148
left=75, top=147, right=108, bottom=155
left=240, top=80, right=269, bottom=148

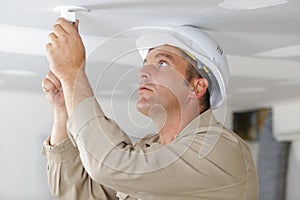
left=46, top=18, right=86, bottom=82
left=41, top=71, right=66, bottom=110
left=42, top=71, right=69, bottom=146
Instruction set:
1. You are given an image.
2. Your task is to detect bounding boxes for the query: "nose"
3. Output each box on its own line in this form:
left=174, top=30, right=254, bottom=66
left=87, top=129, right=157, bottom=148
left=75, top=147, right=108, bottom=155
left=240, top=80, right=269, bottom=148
left=138, top=64, right=152, bottom=80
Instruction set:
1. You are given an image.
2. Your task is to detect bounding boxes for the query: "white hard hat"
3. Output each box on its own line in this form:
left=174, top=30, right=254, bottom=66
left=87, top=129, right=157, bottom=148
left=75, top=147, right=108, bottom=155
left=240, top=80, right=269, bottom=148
left=135, top=26, right=229, bottom=109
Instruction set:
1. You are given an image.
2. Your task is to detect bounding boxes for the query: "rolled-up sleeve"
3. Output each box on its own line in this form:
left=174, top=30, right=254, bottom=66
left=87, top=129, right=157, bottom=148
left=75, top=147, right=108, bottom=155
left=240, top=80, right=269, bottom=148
left=42, top=136, right=117, bottom=200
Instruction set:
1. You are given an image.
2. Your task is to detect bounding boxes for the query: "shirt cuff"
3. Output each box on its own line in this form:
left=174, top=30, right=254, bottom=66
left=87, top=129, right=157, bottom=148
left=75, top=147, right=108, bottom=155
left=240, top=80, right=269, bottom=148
left=66, top=97, right=105, bottom=147
left=42, top=135, right=79, bottom=163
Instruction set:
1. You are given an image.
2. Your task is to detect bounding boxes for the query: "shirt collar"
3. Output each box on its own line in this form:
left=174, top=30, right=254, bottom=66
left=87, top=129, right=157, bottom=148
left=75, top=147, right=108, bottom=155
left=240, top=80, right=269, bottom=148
left=144, top=108, right=219, bottom=146
left=174, top=108, right=219, bottom=139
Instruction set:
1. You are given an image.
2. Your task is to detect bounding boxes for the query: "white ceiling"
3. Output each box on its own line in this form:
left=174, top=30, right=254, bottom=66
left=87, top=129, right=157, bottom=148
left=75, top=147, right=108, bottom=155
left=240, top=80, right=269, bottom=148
left=0, top=0, right=300, bottom=110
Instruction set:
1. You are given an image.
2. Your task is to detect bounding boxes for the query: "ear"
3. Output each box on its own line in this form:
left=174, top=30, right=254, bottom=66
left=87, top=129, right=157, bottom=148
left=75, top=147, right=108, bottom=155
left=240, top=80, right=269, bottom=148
left=189, top=78, right=209, bottom=99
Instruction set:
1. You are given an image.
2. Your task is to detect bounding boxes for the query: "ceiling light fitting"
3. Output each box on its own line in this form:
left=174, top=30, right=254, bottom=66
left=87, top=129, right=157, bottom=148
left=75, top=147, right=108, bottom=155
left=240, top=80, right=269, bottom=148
left=53, top=6, right=90, bottom=23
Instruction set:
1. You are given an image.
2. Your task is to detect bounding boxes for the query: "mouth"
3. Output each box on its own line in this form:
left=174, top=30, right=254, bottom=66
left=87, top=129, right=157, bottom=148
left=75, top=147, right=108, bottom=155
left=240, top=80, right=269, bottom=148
left=138, top=84, right=153, bottom=93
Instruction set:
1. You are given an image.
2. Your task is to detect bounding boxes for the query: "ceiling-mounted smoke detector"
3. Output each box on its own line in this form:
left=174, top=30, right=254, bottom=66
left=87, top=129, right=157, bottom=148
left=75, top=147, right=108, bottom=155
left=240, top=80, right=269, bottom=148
left=218, top=0, right=289, bottom=10
left=53, top=6, right=90, bottom=23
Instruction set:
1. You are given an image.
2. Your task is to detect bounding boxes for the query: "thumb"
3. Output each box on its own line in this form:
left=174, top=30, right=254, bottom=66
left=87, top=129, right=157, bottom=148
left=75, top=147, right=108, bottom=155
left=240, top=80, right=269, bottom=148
left=74, top=20, right=79, bottom=32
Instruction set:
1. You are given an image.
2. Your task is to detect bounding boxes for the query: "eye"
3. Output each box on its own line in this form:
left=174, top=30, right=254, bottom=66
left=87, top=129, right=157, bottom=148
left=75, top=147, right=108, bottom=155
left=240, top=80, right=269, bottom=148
left=159, top=61, right=168, bottom=67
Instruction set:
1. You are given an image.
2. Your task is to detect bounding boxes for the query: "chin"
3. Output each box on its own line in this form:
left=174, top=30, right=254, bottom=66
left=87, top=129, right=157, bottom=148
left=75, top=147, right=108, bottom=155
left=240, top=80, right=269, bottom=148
left=136, top=101, right=150, bottom=117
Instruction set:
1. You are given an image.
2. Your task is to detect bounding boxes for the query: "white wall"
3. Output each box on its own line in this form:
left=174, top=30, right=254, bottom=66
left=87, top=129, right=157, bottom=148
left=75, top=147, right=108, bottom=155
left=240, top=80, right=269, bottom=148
left=0, top=91, right=52, bottom=199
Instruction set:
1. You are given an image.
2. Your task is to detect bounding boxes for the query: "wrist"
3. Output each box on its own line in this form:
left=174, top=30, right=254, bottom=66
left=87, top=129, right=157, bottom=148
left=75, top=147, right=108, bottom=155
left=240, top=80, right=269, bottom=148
left=51, top=109, right=68, bottom=146
left=53, top=107, right=68, bottom=122
left=59, top=63, right=86, bottom=85
left=58, top=66, right=94, bottom=116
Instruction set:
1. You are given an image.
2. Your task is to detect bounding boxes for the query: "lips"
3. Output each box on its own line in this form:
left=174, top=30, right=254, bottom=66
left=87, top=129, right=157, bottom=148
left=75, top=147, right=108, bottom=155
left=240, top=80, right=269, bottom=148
left=138, top=84, right=153, bottom=93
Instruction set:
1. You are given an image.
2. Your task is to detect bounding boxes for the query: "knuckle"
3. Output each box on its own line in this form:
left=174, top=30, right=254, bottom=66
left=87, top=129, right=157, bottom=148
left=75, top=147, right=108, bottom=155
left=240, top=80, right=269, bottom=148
left=45, top=43, right=51, bottom=49
left=53, top=24, right=60, bottom=30
left=57, top=17, right=64, bottom=23
left=48, top=33, right=58, bottom=42
left=56, top=18, right=62, bottom=24
left=41, top=78, right=48, bottom=86
left=41, top=80, right=45, bottom=88
left=48, top=32, right=53, bottom=39
left=45, top=72, right=51, bottom=79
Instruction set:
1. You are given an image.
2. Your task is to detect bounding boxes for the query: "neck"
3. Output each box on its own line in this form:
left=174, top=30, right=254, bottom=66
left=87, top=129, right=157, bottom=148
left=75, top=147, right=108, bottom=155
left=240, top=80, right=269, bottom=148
left=151, top=106, right=200, bottom=145
left=158, top=115, right=181, bottom=145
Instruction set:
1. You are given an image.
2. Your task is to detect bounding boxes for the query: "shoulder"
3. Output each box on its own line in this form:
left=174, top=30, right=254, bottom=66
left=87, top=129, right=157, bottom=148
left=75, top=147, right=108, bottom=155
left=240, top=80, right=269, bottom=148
left=177, top=122, right=253, bottom=165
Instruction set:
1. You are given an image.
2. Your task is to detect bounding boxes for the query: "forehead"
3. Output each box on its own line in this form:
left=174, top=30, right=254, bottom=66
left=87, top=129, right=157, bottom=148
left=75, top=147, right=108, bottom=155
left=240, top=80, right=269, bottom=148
left=145, top=45, right=190, bottom=76
left=146, top=45, right=184, bottom=58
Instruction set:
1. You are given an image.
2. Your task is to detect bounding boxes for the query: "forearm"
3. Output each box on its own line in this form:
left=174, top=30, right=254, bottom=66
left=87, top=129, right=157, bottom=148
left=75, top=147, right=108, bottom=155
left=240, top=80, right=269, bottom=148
left=61, top=68, right=94, bottom=117
left=50, top=107, right=68, bottom=146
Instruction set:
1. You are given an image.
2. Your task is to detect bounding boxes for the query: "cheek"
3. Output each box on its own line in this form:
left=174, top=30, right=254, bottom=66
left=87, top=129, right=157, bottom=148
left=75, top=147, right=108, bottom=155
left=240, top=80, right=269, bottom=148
left=158, top=74, right=189, bottom=96
left=155, top=70, right=180, bottom=85
left=156, top=83, right=190, bottom=105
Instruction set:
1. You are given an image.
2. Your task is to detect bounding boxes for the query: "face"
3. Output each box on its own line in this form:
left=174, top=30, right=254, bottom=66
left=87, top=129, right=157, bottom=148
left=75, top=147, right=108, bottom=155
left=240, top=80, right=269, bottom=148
left=136, top=45, right=192, bottom=116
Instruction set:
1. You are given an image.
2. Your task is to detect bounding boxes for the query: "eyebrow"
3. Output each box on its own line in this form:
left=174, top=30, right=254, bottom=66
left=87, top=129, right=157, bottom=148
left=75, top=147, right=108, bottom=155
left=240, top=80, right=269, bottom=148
left=143, top=52, right=176, bottom=65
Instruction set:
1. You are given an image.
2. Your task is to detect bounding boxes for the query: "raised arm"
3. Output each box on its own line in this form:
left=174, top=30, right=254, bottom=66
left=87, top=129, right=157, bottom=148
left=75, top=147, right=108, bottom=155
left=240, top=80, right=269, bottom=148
left=46, top=18, right=93, bottom=116
left=41, top=71, right=117, bottom=199
left=42, top=71, right=68, bottom=146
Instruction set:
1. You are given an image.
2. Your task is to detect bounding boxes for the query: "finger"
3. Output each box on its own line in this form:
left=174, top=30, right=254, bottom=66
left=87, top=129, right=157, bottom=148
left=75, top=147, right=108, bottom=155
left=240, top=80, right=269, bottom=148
left=45, top=43, right=52, bottom=51
left=56, top=17, right=77, bottom=34
left=46, top=71, right=62, bottom=89
left=74, top=20, right=79, bottom=32
left=41, top=77, right=58, bottom=93
left=52, top=23, right=68, bottom=39
left=41, top=77, right=56, bottom=92
left=48, top=32, right=58, bottom=45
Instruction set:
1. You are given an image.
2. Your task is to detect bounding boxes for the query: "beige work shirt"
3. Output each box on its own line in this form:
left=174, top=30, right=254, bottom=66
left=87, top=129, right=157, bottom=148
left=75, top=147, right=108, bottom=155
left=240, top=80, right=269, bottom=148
left=42, top=97, right=258, bottom=200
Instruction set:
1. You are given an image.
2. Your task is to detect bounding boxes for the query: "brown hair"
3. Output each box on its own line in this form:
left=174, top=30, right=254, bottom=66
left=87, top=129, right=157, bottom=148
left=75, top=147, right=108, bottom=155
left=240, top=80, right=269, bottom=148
left=179, top=50, right=211, bottom=111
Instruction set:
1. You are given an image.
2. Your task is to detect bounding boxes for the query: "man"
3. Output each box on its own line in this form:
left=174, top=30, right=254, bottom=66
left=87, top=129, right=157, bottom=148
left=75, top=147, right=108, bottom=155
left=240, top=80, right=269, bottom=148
left=42, top=18, right=258, bottom=199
